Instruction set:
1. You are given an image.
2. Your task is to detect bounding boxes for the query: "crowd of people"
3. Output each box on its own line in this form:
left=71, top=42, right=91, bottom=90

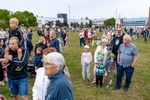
left=80, top=27, right=139, bottom=92
left=0, top=17, right=145, bottom=99
left=0, top=18, right=73, bottom=100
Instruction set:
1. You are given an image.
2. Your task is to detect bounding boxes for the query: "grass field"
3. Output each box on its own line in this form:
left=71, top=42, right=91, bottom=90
left=0, top=30, right=150, bottom=100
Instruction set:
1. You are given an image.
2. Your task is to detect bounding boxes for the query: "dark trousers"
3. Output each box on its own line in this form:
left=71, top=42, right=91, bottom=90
left=79, top=38, right=86, bottom=46
left=63, top=39, right=66, bottom=46
left=115, top=53, right=125, bottom=77
left=116, top=65, right=134, bottom=88
left=0, top=64, right=4, bottom=81
left=96, top=75, right=103, bottom=87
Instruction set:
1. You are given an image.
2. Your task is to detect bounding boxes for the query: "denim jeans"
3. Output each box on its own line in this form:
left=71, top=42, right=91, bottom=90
left=79, top=38, right=86, bottom=47
left=115, top=53, right=125, bottom=77
left=8, top=77, right=28, bottom=97
left=116, top=65, right=134, bottom=88
left=82, top=63, right=90, bottom=79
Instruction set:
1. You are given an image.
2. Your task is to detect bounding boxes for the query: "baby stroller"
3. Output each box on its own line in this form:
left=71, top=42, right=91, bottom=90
left=27, top=56, right=36, bottom=78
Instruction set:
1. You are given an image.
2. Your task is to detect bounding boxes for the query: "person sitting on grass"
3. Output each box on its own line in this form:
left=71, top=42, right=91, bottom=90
left=3, top=18, right=24, bottom=71
left=94, top=57, right=105, bottom=89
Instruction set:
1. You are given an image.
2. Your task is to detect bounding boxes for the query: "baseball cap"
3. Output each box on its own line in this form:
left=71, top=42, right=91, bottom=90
left=84, top=45, right=89, bottom=49
left=107, top=46, right=113, bottom=50
left=97, top=57, right=103, bottom=61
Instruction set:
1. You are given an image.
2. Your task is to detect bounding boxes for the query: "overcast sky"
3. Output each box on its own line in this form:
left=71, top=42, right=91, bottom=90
left=0, top=0, right=150, bottom=19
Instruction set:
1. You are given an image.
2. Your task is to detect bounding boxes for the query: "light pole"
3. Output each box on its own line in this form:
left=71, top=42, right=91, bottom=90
left=67, top=5, right=71, bottom=20
left=115, top=8, right=117, bottom=29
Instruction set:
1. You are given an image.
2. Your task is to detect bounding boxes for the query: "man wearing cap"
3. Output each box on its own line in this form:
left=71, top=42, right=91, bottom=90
left=111, top=28, right=125, bottom=77
left=113, top=34, right=139, bottom=92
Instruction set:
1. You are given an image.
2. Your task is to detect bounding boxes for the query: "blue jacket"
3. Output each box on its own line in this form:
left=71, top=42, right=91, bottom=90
left=50, top=38, right=60, bottom=52
left=34, top=54, right=43, bottom=68
left=45, top=70, right=74, bottom=100
left=8, top=49, right=29, bottom=79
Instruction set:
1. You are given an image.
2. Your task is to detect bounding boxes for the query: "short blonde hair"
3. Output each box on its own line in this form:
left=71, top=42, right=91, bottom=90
left=10, top=18, right=19, bottom=25
left=10, top=36, right=19, bottom=44
left=38, top=36, right=46, bottom=44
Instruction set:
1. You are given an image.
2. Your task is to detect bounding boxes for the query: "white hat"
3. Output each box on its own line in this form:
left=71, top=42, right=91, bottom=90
left=84, top=45, right=89, bottom=49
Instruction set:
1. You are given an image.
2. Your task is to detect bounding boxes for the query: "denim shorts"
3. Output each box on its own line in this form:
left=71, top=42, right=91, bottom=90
left=8, top=77, right=28, bottom=97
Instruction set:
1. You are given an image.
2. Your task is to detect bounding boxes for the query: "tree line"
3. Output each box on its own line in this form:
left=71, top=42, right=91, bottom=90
left=0, top=9, right=37, bottom=29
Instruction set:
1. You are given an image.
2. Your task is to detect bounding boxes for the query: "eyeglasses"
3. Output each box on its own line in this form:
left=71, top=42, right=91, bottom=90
left=43, top=62, right=54, bottom=66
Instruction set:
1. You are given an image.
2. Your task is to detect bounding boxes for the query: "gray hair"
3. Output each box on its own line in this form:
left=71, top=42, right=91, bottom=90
left=44, top=52, right=70, bottom=80
left=124, top=34, right=131, bottom=41
left=102, top=39, right=108, bottom=44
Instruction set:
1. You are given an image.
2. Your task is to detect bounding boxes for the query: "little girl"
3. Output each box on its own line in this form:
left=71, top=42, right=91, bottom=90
left=34, top=47, right=43, bottom=72
left=65, top=35, right=69, bottom=47
left=81, top=45, right=92, bottom=82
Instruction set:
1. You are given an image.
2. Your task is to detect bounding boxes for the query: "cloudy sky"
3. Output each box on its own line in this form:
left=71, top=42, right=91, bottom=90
left=0, top=0, right=150, bottom=19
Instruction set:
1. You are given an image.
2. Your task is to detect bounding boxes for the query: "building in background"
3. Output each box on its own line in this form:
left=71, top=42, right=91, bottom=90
left=148, top=7, right=150, bottom=28
left=92, top=18, right=106, bottom=27
left=37, top=16, right=64, bottom=28
left=67, top=19, right=89, bottom=28
left=122, top=17, right=148, bottom=26
left=57, top=13, right=67, bottom=23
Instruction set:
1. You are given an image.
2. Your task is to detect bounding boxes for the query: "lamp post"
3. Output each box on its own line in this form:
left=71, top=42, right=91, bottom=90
left=67, top=5, right=71, bottom=20
left=115, top=8, right=117, bottom=29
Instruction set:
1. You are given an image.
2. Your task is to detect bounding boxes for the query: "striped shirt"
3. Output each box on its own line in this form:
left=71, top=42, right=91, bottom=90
left=95, top=64, right=105, bottom=76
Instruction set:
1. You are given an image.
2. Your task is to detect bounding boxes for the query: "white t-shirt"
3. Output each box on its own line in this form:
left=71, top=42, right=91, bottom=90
left=0, top=31, right=6, bottom=38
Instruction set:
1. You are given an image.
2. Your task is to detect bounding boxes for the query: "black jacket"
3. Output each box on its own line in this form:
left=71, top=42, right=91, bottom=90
left=8, top=28, right=24, bottom=47
left=8, top=49, right=29, bottom=79
left=34, top=43, right=47, bottom=55
left=24, top=40, right=33, bottom=55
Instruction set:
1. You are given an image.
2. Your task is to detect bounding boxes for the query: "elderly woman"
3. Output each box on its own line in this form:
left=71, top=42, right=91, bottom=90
left=32, top=47, right=57, bottom=100
left=43, top=52, right=74, bottom=100
left=34, top=36, right=47, bottom=55
left=92, top=39, right=108, bottom=84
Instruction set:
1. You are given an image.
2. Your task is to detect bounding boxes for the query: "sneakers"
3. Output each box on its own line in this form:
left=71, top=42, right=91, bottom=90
left=106, top=84, right=112, bottom=89
left=100, top=86, right=102, bottom=89
left=113, top=86, right=120, bottom=90
left=82, top=78, right=85, bottom=82
left=15, top=66, right=23, bottom=71
left=94, top=85, right=98, bottom=88
left=0, top=81, right=5, bottom=85
left=88, top=79, right=91, bottom=82
left=124, top=88, right=128, bottom=92
left=2, top=63, right=10, bottom=68
left=92, top=80, right=96, bottom=84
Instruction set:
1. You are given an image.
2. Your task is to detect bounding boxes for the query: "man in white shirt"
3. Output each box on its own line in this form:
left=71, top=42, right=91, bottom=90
left=0, top=29, right=6, bottom=39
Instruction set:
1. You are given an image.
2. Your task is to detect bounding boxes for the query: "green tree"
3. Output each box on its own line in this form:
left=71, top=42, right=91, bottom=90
left=0, top=20, right=7, bottom=29
left=56, top=20, right=63, bottom=27
left=89, top=20, right=93, bottom=27
left=11, top=11, right=28, bottom=26
left=63, top=21, right=68, bottom=26
left=85, top=16, right=89, bottom=20
left=104, top=17, right=115, bottom=26
left=23, top=11, right=37, bottom=27
left=0, top=9, right=10, bottom=27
